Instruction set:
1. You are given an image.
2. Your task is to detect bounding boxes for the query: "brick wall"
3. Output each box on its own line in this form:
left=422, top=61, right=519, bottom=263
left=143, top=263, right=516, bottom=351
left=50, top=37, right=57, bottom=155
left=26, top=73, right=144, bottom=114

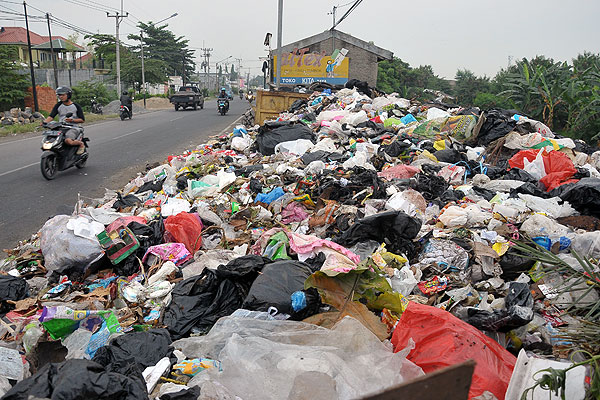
left=303, top=39, right=380, bottom=87
left=25, top=86, right=57, bottom=112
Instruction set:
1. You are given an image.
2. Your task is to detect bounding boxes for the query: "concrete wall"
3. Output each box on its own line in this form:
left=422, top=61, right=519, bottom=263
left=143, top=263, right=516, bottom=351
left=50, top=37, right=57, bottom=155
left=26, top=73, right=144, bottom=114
left=21, top=68, right=116, bottom=92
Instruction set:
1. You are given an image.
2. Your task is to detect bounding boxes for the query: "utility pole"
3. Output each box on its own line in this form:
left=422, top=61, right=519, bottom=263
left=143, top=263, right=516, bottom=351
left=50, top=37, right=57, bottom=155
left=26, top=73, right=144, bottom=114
left=140, top=30, right=146, bottom=108
left=276, top=0, right=283, bottom=89
left=23, top=1, right=38, bottom=112
left=201, top=47, right=212, bottom=91
left=46, top=13, right=59, bottom=88
left=181, top=52, right=186, bottom=87
left=328, top=5, right=337, bottom=52
left=107, top=2, right=128, bottom=95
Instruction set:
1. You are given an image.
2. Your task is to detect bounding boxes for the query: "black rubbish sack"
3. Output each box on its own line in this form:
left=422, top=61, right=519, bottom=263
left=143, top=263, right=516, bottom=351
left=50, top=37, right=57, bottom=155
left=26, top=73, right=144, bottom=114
left=0, top=275, right=29, bottom=314
left=557, top=178, right=600, bottom=217
left=92, top=328, right=173, bottom=373
left=2, top=359, right=147, bottom=400
left=242, top=260, right=314, bottom=315
left=380, top=140, right=410, bottom=157
left=475, top=110, right=517, bottom=146
left=433, top=149, right=463, bottom=164
left=410, top=172, right=448, bottom=201
left=112, top=192, right=142, bottom=211
left=499, top=248, right=536, bottom=280
left=163, top=255, right=271, bottom=339
left=465, top=282, right=533, bottom=332
left=255, top=121, right=314, bottom=155
left=502, top=168, right=538, bottom=184
left=135, top=176, right=165, bottom=194
left=160, top=386, right=201, bottom=400
left=334, top=210, right=421, bottom=257
left=345, top=79, right=371, bottom=96
left=112, top=219, right=165, bottom=276
left=288, top=99, right=307, bottom=113
left=509, top=182, right=550, bottom=199
left=301, top=150, right=330, bottom=165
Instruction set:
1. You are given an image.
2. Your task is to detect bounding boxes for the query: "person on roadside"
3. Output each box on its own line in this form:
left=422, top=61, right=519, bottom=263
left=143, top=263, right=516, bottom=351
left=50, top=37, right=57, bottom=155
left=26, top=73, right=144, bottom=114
left=43, top=86, right=86, bottom=155
left=120, top=90, right=133, bottom=117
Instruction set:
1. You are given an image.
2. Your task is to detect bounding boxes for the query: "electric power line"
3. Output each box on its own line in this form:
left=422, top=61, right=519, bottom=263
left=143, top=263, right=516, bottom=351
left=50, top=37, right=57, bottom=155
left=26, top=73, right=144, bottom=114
left=333, top=0, right=363, bottom=28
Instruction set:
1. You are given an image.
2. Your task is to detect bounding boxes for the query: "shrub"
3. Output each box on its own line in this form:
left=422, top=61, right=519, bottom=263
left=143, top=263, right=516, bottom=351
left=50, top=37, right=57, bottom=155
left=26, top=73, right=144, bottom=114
left=72, top=80, right=115, bottom=111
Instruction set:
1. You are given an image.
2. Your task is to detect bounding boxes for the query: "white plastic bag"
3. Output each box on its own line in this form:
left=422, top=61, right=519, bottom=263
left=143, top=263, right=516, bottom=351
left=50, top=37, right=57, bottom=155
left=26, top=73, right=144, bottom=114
left=274, top=139, right=314, bottom=156
left=523, top=149, right=546, bottom=180
left=40, top=215, right=105, bottom=274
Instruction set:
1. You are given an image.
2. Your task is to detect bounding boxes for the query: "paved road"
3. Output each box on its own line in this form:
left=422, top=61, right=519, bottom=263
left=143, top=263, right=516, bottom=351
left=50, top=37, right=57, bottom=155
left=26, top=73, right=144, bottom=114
left=0, top=99, right=248, bottom=252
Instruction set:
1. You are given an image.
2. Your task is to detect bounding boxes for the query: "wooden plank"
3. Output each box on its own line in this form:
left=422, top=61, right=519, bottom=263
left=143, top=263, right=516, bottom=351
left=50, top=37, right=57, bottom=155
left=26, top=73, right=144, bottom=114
left=362, top=360, right=476, bottom=400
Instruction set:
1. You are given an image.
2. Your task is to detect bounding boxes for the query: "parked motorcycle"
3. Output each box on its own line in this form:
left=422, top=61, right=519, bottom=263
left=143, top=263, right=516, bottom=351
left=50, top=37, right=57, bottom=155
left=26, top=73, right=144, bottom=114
left=40, top=115, right=89, bottom=180
left=119, top=105, right=132, bottom=120
left=91, top=97, right=103, bottom=114
left=217, top=98, right=229, bottom=116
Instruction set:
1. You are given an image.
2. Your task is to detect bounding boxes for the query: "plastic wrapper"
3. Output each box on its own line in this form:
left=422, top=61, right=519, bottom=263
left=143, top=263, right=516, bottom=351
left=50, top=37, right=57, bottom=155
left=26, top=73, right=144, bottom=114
left=177, top=316, right=423, bottom=400
left=164, top=212, right=204, bottom=253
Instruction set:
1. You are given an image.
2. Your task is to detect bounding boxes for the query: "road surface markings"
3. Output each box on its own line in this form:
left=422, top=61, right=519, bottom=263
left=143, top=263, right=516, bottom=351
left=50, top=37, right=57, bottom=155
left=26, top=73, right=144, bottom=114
left=0, top=162, right=38, bottom=178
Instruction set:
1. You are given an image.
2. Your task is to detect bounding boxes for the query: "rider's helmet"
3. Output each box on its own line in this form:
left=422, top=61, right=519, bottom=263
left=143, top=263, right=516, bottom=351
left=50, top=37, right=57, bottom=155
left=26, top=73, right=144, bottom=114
left=122, top=91, right=128, bottom=96
left=221, top=87, right=226, bottom=92
left=56, top=86, right=72, bottom=100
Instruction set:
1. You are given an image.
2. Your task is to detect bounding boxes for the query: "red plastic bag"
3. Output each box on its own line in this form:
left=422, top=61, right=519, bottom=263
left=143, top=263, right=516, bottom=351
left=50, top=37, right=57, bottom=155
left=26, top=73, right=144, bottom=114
left=539, top=150, right=577, bottom=191
left=391, top=302, right=516, bottom=400
left=508, top=149, right=539, bottom=170
left=508, top=149, right=577, bottom=191
left=164, top=212, right=203, bottom=253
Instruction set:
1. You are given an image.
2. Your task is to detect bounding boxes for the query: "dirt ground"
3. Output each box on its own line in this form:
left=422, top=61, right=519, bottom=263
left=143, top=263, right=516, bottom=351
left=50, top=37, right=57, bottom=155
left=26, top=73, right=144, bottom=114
left=134, top=97, right=172, bottom=110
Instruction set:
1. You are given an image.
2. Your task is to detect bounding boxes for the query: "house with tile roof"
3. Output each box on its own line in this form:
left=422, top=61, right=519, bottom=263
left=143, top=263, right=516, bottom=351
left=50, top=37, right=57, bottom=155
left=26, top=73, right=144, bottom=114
left=0, top=26, right=86, bottom=67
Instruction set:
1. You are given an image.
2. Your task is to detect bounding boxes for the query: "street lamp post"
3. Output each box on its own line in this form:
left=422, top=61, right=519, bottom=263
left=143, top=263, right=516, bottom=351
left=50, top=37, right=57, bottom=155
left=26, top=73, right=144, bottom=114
left=140, top=13, right=178, bottom=108
left=214, top=55, right=232, bottom=93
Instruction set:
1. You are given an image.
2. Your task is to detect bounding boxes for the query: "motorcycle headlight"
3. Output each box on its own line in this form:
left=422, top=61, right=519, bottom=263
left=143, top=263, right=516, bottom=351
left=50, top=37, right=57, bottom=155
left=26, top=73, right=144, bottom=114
left=42, top=142, right=53, bottom=150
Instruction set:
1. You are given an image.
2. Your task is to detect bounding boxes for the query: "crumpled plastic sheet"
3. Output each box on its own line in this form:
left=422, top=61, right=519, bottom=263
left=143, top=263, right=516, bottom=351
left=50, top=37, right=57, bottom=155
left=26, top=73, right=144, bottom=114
left=172, top=316, right=423, bottom=400
left=414, top=238, right=470, bottom=272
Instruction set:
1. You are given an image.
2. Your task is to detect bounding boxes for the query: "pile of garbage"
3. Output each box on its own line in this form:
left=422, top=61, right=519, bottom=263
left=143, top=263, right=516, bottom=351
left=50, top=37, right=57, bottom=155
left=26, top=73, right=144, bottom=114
left=2, top=83, right=600, bottom=400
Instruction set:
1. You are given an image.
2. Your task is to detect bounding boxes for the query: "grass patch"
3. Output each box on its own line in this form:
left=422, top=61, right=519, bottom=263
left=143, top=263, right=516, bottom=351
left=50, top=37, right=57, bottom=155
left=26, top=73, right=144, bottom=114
left=0, top=113, right=118, bottom=137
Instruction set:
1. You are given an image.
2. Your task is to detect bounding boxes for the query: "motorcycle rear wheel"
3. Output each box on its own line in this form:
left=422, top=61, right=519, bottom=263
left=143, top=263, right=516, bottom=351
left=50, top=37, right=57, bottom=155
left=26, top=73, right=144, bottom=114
left=75, top=153, right=87, bottom=169
left=41, top=154, right=57, bottom=180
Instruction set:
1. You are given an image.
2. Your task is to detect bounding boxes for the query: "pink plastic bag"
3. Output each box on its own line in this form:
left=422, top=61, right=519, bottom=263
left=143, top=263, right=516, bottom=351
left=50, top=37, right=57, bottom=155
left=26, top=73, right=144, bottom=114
left=164, top=212, right=203, bottom=253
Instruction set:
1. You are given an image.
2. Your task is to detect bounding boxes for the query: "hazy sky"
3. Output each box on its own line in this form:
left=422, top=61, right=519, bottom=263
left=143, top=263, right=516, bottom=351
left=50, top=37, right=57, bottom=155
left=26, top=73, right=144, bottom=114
left=3, top=0, right=599, bottom=79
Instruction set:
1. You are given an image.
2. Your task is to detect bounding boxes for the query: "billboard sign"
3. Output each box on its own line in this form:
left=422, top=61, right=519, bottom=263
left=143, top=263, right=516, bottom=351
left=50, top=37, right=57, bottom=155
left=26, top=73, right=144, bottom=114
left=274, top=47, right=349, bottom=85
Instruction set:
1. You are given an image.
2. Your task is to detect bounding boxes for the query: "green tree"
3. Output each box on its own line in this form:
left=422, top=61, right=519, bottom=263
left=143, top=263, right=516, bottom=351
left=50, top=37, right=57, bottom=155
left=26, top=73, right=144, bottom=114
left=128, top=22, right=195, bottom=83
left=377, top=57, right=452, bottom=100
left=72, top=80, right=115, bottom=111
left=454, top=69, right=491, bottom=105
left=0, top=45, right=29, bottom=110
left=230, top=64, right=238, bottom=81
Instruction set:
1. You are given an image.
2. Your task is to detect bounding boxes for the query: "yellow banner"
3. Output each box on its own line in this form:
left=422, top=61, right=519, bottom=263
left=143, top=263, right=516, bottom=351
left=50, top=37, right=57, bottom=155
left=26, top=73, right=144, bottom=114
left=274, top=53, right=349, bottom=85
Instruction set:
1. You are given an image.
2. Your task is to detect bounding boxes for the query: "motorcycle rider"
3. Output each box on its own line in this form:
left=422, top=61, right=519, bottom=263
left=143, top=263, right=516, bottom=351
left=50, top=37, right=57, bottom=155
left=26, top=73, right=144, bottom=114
left=43, top=86, right=86, bottom=155
left=120, top=90, right=133, bottom=117
left=217, top=87, right=229, bottom=112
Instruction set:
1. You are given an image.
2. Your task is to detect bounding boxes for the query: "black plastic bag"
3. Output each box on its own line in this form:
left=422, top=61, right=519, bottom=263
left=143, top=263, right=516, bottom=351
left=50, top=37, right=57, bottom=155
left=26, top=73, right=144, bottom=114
left=509, top=182, right=550, bottom=199
left=334, top=211, right=421, bottom=257
left=0, top=275, right=29, bottom=314
left=135, top=177, right=165, bottom=193
left=465, top=282, right=533, bottom=332
left=161, top=386, right=201, bottom=400
left=410, top=173, right=448, bottom=201
left=471, top=186, right=496, bottom=201
left=112, top=193, right=142, bottom=211
left=439, top=189, right=465, bottom=204
left=113, top=219, right=165, bottom=276
left=243, top=260, right=314, bottom=315
left=288, top=99, right=307, bottom=113
left=235, top=164, right=264, bottom=177
left=380, top=140, right=410, bottom=157
left=301, top=150, right=330, bottom=165
left=475, top=110, right=517, bottom=146
left=502, top=168, right=538, bottom=183
left=345, top=79, right=371, bottom=96
left=434, top=149, right=463, bottom=164
left=500, top=248, right=536, bottom=280
left=92, top=329, right=173, bottom=372
left=163, top=255, right=270, bottom=339
left=2, top=359, right=147, bottom=400
left=255, top=121, right=314, bottom=155
left=557, top=178, right=600, bottom=217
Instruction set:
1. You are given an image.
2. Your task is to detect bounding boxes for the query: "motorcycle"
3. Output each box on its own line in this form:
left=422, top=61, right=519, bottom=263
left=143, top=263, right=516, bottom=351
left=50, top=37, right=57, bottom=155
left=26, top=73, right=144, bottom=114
left=119, top=105, right=132, bottom=120
left=40, top=115, right=89, bottom=180
left=91, top=97, right=103, bottom=114
left=246, top=93, right=255, bottom=104
left=239, top=92, right=244, bottom=100
left=217, top=98, right=229, bottom=116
